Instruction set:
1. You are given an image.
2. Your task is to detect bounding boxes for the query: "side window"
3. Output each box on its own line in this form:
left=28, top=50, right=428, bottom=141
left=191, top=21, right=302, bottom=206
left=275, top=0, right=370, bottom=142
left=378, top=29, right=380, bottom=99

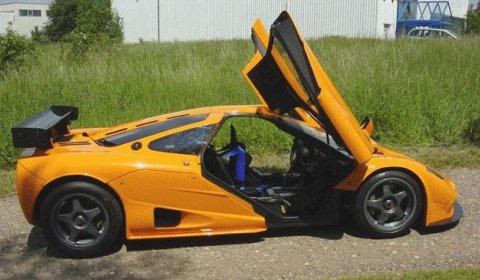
left=271, top=16, right=320, bottom=99
left=210, top=117, right=294, bottom=172
left=149, top=125, right=214, bottom=155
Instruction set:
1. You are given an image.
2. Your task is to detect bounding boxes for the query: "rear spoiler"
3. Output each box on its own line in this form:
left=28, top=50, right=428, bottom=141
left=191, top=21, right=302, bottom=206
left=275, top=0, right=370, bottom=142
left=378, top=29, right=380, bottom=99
left=11, top=106, right=78, bottom=149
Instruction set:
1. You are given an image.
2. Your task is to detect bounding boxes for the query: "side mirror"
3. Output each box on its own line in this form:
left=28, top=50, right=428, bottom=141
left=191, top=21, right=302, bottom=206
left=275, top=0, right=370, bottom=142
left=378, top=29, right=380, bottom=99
left=361, top=117, right=374, bottom=137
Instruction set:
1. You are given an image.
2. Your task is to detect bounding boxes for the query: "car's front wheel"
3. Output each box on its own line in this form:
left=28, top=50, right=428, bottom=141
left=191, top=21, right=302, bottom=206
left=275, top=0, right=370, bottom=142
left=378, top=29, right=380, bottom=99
left=351, top=171, right=423, bottom=237
left=40, top=181, right=123, bottom=258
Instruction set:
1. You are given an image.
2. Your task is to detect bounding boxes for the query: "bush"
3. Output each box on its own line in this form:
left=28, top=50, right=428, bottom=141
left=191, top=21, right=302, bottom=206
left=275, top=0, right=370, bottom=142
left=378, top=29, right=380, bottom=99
left=67, top=32, right=113, bottom=59
left=465, top=118, right=480, bottom=145
left=31, top=26, right=48, bottom=43
left=0, top=28, right=35, bottom=75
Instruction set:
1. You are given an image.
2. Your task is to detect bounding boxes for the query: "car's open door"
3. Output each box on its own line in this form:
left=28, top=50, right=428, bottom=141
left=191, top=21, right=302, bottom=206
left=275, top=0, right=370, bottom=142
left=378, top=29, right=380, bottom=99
left=243, top=11, right=373, bottom=164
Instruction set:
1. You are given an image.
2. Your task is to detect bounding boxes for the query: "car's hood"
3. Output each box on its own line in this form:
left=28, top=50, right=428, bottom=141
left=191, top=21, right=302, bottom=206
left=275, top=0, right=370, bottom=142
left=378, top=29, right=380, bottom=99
left=242, top=11, right=373, bottom=164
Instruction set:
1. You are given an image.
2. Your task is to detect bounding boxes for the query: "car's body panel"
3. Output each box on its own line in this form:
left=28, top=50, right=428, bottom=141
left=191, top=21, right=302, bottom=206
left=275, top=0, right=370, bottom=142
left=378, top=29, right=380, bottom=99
left=16, top=161, right=45, bottom=224
left=16, top=106, right=458, bottom=234
left=110, top=168, right=266, bottom=239
left=13, top=12, right=460, bottom=246
left=334, top=144, right=457, bottom=226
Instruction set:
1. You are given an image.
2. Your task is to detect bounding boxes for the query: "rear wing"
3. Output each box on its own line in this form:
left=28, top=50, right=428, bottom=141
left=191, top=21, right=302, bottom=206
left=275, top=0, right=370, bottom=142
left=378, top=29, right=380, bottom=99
left=11, top=106, right=78, bottom=149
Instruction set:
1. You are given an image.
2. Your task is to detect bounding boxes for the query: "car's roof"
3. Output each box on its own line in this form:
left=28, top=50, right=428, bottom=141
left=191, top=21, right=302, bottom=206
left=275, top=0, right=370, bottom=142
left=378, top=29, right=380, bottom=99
left=89, top=105, right=269, bottom=139
left=142, top=104, right=267, bottom=118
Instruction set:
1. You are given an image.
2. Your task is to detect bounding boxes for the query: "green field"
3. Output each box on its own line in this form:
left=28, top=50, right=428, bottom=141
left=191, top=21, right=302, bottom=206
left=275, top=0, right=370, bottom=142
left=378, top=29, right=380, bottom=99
left=340, top=267, right=480, bottom=280
left=1, top=37, right=479, bottom=169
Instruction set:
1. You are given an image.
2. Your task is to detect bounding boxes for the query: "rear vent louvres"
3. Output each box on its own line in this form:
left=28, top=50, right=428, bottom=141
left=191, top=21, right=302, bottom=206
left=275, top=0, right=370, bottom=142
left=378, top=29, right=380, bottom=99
left=57, top=141, right=90, bottom=146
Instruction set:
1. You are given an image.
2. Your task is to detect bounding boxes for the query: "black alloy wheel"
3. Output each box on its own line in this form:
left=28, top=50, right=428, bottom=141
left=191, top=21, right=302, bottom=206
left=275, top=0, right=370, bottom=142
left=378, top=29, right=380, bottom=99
left=352, top=171, right=423, bottom=237
left=40, top=182, right=123, bottom=258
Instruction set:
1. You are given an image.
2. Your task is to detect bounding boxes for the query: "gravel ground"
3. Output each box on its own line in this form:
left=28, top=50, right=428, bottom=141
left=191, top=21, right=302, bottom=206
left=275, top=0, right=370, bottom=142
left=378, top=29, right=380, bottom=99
left=0, top=169, right=479, bottom=280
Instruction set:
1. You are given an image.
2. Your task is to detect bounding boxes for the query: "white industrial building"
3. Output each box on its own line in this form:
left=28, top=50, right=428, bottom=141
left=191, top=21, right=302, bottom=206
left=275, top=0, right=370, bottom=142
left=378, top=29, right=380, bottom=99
left=0, top=0, right=471, bottom=40
left=0, top=0, right=51, bottom=36
left=113, top=0, right=397, bottom=42
left=113, top=0, right=470, bottom=43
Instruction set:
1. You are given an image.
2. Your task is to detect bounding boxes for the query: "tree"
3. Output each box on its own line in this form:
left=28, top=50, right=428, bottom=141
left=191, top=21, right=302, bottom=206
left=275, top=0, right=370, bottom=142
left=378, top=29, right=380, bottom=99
left=73, top=0, right=123, bottom=41
left=465, top=1, right=480, bottom=35
left=44, top=0, right=122, bottom=42
left=44, top=0, right=80, bottom=42
left=67, top=0, right=123, bottom=58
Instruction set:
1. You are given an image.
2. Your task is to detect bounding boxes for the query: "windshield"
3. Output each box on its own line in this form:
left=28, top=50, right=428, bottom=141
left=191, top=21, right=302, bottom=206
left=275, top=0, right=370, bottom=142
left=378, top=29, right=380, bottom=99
left=277, top=116, right=344, bottom=152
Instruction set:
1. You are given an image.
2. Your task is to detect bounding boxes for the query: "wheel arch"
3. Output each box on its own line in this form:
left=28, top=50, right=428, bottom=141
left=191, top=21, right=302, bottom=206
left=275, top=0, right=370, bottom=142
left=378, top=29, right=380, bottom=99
left=33, top=175, right=126, bottom=227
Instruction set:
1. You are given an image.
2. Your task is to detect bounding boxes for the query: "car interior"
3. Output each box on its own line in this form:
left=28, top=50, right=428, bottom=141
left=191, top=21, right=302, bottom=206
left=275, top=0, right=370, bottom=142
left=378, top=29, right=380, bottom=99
left=202, top=115, right=355, bottom=218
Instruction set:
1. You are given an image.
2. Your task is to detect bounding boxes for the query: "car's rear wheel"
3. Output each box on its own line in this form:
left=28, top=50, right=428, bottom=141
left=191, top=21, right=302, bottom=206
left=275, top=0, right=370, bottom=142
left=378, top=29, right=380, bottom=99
left=40, top=182, right=123, bottom=258
left=351, top=171, right=423, bottom=237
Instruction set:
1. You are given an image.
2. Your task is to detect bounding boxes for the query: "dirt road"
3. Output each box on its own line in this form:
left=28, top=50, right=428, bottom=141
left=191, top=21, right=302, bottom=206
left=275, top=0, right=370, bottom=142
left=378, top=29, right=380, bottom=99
left=0, top=169, right=479, bottom=279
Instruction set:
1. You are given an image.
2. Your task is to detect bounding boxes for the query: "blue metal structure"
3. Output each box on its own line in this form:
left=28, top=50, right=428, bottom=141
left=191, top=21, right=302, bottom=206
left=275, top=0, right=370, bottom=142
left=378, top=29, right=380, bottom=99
left=396, top=1, right=454, bottom=36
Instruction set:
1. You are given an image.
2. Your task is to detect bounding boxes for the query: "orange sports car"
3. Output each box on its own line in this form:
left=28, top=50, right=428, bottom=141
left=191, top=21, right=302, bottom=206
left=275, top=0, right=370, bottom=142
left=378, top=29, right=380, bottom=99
left=11, top=11, right=461, bottom=258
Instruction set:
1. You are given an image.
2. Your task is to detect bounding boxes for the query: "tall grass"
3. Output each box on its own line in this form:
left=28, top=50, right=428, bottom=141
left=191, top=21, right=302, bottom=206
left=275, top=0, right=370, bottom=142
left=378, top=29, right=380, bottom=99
left=341, top=267, right=480, bottom=280
left=0, top=37, right=479, bottom=168
left=315, top=37, right=480, bottom=146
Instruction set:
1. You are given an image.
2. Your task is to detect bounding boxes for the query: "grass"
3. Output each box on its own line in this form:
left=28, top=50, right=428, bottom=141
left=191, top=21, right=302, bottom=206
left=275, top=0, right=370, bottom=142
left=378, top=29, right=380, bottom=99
left=0, top=37, right=479, bottom=168
left=0, top=169, right=15, bottom=197
left=340, top=267, right=480, bottom=280
left=398, top=145, right=480, bottom=168
left=313, top=37, right=480, bottom=147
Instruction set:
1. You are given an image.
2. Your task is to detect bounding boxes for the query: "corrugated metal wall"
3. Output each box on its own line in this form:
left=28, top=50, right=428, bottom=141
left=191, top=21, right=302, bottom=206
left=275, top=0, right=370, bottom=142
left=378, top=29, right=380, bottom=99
left=289, top=0, right=379, bottom=38
left=0, top=12, right=13, bottom=35
left=113, top=0, right=385, bottom=43
left=113, top=0, right=158, bottom=42
left=157, top=0, right=285, bottom=41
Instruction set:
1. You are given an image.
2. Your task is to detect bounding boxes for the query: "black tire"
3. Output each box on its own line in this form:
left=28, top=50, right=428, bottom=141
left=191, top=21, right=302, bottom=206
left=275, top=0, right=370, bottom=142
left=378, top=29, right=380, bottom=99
left=351, top=171, right=423, bottom=238
left=39, top=181, right=123, bottom=258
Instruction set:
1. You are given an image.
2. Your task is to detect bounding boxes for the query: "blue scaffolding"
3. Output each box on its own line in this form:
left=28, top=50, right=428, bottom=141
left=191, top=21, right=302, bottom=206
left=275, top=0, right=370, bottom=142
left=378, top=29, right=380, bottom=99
left=396, top=1, right=454, bottom=36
